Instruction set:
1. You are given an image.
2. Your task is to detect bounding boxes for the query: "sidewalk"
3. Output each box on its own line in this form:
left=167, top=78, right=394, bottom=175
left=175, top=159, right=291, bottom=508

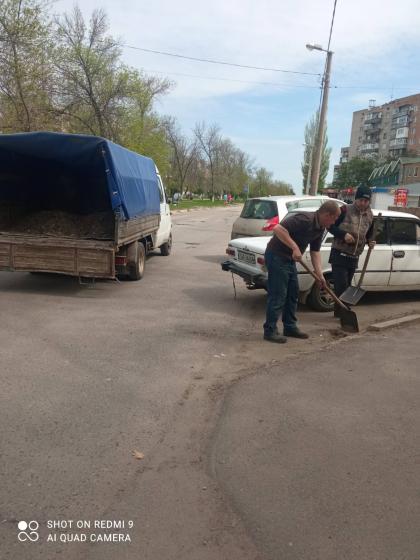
left=211, top=324, right=420, bottom=560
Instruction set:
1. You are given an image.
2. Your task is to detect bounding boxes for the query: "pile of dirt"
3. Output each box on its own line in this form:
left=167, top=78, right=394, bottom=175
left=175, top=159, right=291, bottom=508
left=2, top=210, right=114, bottom=239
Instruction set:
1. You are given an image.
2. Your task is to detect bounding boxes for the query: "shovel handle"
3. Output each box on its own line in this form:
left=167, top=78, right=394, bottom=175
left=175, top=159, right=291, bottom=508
left=356, top=212, right=381, bottom=288
left=299, top=259, right=350, bottom=310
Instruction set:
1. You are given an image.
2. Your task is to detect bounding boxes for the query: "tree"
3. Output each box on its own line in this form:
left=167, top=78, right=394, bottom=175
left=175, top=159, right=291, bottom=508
left=301, top=111, right=331, bottom=192
left=53, top=7, right=129, bottom=139
left=0, top=0, right=54, bottom=132
left=333, top=157, right=377, bottom=190
left=252, top=167, right=273, bottom=196
left=164, top=117, right=198, bottom=195
left=194, top=122, right=222, bottom=201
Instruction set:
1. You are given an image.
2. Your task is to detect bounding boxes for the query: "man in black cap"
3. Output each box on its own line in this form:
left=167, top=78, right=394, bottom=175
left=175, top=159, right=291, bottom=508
left=328, top=184, right=376, bottom=314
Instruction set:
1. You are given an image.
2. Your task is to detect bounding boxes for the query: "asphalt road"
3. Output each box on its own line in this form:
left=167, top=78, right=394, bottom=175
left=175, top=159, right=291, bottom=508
left=1, top=205, right=419, bottom=560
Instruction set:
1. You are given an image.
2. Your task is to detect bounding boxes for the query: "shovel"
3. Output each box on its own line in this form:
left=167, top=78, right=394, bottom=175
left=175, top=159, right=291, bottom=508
left=339, top=246, right=373, bottom=306
left=299, top=259, right=359, bottom=333
left=339, top=213, right=381, bottom=306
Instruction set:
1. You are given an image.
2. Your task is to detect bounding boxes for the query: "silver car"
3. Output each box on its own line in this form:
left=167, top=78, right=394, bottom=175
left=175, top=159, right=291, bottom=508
left=231, top=195, right=342, bottom=239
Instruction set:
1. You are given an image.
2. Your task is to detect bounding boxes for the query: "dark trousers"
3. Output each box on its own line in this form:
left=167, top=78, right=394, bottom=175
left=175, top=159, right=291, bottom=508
left=263, top=252, right=298, bottom=336
left=331, top=265, right=356, bottom=298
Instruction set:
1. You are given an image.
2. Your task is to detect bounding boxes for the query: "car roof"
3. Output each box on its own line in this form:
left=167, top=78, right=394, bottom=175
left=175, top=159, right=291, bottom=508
left=287, top=207, right=418, bottom=219
left=249, top=195, right=330, bottom=202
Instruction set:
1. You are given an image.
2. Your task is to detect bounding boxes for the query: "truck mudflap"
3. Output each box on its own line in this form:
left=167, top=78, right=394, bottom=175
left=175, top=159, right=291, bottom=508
left=0, top=237, right=115, bottom=278
left=221, top=260, right=267, bottom=289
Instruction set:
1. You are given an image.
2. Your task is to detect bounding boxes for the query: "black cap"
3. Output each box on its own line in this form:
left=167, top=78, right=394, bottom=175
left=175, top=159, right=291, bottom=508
left=355, top=184, right=371, bottom=200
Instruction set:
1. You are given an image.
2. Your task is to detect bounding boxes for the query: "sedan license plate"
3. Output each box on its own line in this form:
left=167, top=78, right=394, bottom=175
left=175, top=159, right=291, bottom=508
left=237, top=249, right=256, bottom=265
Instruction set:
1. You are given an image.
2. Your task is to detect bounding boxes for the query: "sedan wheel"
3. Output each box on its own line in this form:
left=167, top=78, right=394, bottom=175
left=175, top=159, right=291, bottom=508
left=307, top=276, right=335, bottom=312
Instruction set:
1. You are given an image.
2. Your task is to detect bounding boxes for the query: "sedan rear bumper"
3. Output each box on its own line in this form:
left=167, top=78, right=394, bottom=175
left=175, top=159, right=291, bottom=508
left=221, top=260, right=267, bottom=288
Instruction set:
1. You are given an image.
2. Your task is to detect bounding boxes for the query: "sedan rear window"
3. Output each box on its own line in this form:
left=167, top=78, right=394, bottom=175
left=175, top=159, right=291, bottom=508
left=286, top=199, right=325, bottom=211
left=240, top=200, right=277, bottom=219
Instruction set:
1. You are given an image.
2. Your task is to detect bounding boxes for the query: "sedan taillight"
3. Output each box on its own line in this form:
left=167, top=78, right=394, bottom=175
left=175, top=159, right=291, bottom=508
left=226, top=247, right=235, bottom=256
left=262, top=216, right=279, bottom=231
left=257, top=256, right=265, bottom=265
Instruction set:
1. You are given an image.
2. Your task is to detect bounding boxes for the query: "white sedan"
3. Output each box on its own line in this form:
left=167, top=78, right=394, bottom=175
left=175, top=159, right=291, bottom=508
left=222, top=209, right=420, bottom=311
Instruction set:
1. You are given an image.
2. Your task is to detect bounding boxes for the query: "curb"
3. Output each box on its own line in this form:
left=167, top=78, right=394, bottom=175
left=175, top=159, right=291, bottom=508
left=368, top=313, right=420, bottom=332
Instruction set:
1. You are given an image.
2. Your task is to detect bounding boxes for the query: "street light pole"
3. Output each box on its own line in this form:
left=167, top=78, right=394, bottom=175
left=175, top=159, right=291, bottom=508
left=303, top=143, right=313, bottom=195
left=306, top=44, right=333, bottom=196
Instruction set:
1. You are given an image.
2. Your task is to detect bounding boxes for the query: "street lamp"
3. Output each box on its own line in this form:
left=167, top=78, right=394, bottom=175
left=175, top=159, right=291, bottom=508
left=306, top=43, right=333, bottom=196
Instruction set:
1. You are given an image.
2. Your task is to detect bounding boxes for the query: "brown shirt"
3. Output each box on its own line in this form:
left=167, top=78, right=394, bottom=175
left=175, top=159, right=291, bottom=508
left=266, top=211, right=324, bottom=260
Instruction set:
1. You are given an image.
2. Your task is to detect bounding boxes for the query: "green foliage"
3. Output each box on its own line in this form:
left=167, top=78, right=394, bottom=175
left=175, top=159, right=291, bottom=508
left=301, top=111, right=331, bottom=191
left=0, top=0, right=55, bottom=131
left=333, top=157, right=377, bottom=190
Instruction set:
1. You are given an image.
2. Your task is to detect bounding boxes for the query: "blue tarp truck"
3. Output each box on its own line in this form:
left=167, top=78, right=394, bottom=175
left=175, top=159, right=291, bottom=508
left=0, top=132, right=172, bottom=280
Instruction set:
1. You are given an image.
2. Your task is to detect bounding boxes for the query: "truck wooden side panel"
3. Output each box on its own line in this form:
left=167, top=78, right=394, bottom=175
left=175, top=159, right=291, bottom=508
left=116, top=214, right=160, bottom=246
left=0, top=235, right=115, bottom=278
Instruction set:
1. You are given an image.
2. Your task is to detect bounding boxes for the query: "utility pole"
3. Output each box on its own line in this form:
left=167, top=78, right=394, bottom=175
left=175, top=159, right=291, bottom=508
left=306, top=45, right=333, bottom=196
left=304, top=145, right=313, bottom=195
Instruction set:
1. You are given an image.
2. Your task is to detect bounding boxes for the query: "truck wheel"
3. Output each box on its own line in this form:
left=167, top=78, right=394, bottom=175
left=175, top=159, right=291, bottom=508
left=160, top=233, right=172, bottom=256
left=128, top=241, right=145, bottom=281
left=307, top=275, right=334, bottom=312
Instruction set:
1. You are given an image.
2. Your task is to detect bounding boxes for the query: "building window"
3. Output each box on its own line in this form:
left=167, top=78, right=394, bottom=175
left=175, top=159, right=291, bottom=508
left=383, top=133, right=387, bottom=139
left=414, top=167, right=418, bottom=177
left=408, top=168, right=413, bottom=177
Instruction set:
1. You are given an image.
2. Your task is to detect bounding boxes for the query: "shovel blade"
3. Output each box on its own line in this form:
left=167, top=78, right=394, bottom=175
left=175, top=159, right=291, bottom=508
left=339, top=307, right=359, bottom=333
left=340, top=286, right=366, bottom=306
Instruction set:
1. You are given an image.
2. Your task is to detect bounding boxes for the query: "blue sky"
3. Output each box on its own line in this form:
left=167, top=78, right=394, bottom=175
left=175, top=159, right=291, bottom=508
left=54, top=0, right=420, bottom=194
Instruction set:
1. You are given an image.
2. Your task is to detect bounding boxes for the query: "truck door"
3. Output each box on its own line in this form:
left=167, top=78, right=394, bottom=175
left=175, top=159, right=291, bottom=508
left=155, top=174, right=172, bottom=248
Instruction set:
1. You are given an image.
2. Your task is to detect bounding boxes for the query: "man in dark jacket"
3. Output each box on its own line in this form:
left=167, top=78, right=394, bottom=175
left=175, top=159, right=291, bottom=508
left=328, top=184, right=376, bottom=314
left=263, top=200, right=340, bottom=343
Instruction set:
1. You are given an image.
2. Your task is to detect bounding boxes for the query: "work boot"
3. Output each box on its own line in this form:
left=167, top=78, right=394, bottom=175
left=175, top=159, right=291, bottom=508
left=283, top=328, right=309, bottom=339
left=263, top=332, right=287, bottom=344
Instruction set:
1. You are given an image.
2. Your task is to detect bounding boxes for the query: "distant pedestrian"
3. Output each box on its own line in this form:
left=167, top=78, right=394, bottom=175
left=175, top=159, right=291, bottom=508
left=328, top=184, right=375, bottom=315
left=263, top=200, right=341, bottom=343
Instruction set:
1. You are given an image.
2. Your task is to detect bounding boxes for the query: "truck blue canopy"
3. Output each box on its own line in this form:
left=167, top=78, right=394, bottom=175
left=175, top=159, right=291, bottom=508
left=0, top=132, right=161, bottom=219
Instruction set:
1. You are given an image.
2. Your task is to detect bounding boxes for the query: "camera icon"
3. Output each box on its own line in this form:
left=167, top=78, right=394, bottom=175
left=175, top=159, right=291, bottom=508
left=18, top=520, right=39, bottom=542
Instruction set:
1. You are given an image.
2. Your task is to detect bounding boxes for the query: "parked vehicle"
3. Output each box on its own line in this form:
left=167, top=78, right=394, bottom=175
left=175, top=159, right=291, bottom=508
left=222, top=209, right=420, bottom=311
left=231, top=195, right=344, bottom=239
left=0, top=132, right=172, bottom=281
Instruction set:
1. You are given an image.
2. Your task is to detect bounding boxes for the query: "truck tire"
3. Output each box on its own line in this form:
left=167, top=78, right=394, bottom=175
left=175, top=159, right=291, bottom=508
left=306, top=275, right=334, bottom=312
left=128, top=241, right=145, bottom=281
left=160, top=233, right=172, bottom=256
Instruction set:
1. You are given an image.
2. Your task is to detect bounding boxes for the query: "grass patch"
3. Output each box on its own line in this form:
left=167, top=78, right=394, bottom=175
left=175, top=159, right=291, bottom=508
left=169, top=199, right=243, bottom=211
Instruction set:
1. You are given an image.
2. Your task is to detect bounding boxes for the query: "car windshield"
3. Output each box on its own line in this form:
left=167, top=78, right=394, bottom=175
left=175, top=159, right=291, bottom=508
left=240, top=200, right=277, bottom=219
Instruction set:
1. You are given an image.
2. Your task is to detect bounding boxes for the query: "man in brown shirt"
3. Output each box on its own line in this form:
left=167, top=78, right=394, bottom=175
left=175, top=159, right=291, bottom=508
left=263, top=200, right=340, bottom=343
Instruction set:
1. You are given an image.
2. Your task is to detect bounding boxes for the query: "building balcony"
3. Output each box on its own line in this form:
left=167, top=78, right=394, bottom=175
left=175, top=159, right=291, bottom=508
left=360, top=143, right=379, bottom=152
left=391, top=116, right=410, bottom=128
left=389, top=138, right=408, bottom=148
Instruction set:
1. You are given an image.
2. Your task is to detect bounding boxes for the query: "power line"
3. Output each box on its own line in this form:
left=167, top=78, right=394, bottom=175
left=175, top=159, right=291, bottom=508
left=143, top=67, right=420, bottom=91
left=124, top=44, right=321, bottom=77
left=327, top=0, right=338, bottom=52
left=144, top=68, right=322, bottom=88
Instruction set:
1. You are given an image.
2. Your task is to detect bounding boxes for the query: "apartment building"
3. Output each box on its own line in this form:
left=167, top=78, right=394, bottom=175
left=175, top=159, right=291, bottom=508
left=347, top=93, right=420, bottom=160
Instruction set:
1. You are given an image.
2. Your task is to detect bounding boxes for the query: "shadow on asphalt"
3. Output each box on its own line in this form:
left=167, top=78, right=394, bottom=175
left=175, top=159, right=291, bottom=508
left=0, top=272, right=115, bottom=298
left=358, top=290, right=420, bottom=307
